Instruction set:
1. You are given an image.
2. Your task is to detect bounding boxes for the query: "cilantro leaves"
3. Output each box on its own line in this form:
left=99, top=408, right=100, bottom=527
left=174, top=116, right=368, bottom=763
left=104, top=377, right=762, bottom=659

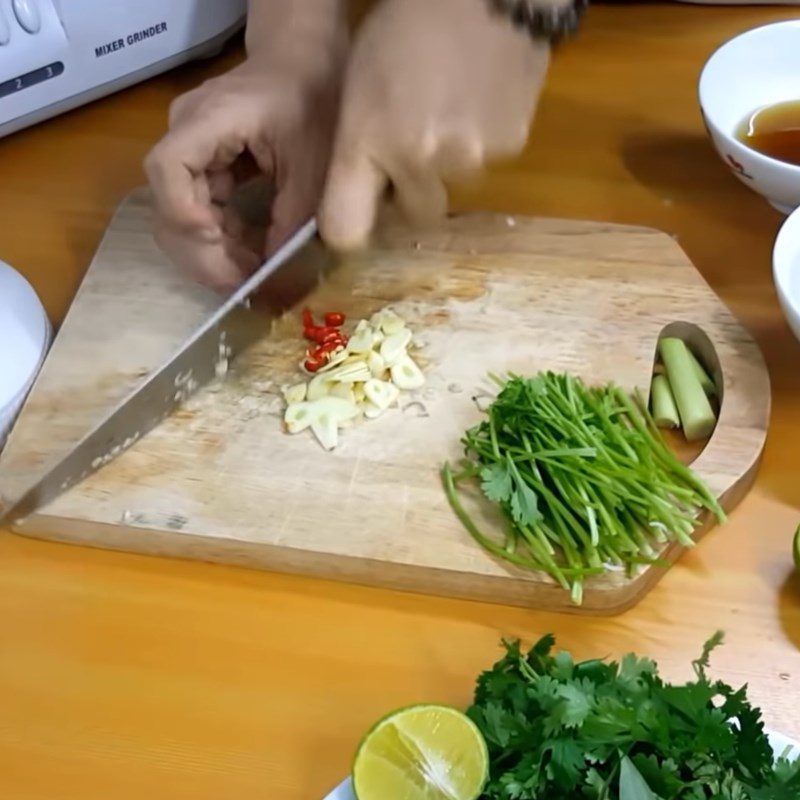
left=468, top=633, right=796, bottom=799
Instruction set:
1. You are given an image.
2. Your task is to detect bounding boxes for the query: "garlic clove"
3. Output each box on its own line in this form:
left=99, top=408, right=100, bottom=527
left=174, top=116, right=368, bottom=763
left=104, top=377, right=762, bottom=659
left=347, top=328, right=374, bottom=354
left=307, top=373, right=333, bottom=401
left=311, top=396, right=361, bottom=421
left=282, top=383, right=307, bottom=404
left=330, top=382, right=356, bottom=403
left=285, top=402, right=315, bottom=433
left=368, top=350, right=386, bottom=378
left=364, top=378, right=400, bottom=410
left=391, top=355, right=426, bottom=390
left=326, top=361, right=372, bottom=384
left=315, top=348, right=349, bottom=373
left=380, top=329, right=412, bottom=366
left=380, top=311, right=405, bottom=335
left=311, top=413, right=339, bottom=450
left=363, top=401, right=386, bottom=420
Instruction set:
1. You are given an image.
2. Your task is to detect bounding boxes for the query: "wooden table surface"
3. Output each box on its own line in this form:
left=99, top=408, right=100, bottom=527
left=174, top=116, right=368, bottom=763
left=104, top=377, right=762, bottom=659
left=1, top=5, right=799, bottom=799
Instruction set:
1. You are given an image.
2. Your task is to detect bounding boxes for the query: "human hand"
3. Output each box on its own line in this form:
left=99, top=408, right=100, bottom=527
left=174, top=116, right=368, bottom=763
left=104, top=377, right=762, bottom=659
left=319, top=0, right=551, bottom=250
left=145, top=46, right=343, bottom=291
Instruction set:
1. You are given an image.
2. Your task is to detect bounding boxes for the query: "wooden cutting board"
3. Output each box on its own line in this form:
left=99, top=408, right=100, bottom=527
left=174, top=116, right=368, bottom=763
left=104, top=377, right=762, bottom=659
left=0, top=189, right=770, bottom=614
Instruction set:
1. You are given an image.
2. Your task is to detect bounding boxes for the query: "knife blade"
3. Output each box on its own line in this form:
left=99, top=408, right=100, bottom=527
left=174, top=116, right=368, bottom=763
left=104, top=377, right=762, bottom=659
left=0, top=219, right=324, bottom=523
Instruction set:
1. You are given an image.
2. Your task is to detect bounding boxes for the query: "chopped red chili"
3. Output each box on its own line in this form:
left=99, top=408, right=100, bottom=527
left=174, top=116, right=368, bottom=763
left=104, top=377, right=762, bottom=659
left=324, top=312, right=346, bottom=327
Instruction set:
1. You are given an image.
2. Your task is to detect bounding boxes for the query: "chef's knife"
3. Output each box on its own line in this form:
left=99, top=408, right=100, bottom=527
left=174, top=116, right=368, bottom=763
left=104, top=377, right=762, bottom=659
left=0, top=219, right=324, bottom=523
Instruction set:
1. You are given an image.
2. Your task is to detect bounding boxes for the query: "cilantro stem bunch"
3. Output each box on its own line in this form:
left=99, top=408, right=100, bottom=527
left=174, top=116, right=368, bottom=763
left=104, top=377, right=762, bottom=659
left=442, top=372, right=726, bottom=604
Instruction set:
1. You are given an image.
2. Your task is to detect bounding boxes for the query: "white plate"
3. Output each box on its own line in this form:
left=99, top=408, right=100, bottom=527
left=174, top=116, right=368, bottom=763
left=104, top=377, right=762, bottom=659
left=0, top=260, right=51, bottom=449
left=320, top=730, right=798, bottom=800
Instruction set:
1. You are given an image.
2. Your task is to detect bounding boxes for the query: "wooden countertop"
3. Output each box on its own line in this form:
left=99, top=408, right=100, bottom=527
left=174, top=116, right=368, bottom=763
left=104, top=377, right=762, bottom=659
left=1, top=5, right=799, bottom=798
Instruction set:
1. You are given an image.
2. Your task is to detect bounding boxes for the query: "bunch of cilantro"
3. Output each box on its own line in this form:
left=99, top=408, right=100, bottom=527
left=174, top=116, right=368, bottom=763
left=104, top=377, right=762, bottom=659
left=467, top=633, right=799, bottom=799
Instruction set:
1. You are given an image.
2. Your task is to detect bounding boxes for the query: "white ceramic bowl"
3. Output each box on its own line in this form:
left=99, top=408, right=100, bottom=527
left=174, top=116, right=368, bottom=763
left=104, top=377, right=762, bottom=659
left=699, top=21, right=800, bottom=214
left=0, top=260, right=51, bottom=450
left=773, top=206, right=800, bottom=342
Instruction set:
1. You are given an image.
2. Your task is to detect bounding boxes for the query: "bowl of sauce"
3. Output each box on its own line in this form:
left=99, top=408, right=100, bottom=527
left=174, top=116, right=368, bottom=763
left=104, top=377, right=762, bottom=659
left=700, top=21, right=800, bottom=214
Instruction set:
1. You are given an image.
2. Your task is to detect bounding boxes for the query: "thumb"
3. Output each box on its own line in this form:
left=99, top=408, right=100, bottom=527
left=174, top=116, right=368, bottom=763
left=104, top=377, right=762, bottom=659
left=319, top=150, right=387, bottom=251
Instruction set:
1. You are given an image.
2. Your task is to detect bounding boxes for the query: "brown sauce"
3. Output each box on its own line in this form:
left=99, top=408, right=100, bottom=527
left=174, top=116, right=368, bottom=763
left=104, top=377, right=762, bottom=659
left=736, top=100, right=800, bottom=167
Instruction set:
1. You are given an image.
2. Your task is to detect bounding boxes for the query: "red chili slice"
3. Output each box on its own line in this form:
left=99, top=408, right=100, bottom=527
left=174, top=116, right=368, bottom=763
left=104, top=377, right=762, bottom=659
left=318, top=341, right=343, bottom=355
left=324, top=312, right=345, bottom=327
left=304, top=357, right=325, bottom=373
left=305, top=326, right=333, bottom=344
left=302, top=308, right=314, bottom=328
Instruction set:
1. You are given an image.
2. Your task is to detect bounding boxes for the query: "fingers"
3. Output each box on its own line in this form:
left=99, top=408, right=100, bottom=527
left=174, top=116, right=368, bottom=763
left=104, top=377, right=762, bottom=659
left=145, top=106, right=262, bottom=292
left=144, top=121, right=246, bottom=234
left=319, top=151, right=388, bottom=251
left=154, top=222, right=259, bottom=294
left=320, top=128, right=487, bottom=250
left=207, top=169, right=236, bottom=205
left=389, top=163, right=448, bottom=228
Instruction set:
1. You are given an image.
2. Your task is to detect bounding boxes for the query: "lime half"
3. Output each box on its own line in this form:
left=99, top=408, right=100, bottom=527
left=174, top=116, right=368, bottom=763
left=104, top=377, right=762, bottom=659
left=352, top=704, right=489, bottom=800
left=794, top=525, right=800, bottom=572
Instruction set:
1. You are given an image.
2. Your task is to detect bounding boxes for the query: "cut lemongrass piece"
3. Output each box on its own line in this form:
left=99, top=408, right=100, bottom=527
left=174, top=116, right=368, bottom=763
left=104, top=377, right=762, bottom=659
left=650, top=374, right=680, bottom=429
left=687, top=348, right=717, bottom=397
left=391, top=355, right=426, bottom=390
left=658, top=337, right=717, bottom=442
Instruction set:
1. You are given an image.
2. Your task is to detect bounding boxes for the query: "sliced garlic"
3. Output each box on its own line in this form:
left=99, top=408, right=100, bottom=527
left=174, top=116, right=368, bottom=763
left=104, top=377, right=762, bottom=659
left=330, top=382, right=356, bottom=403
left=391, top=355, right=425, bottom=390
left=380, top=329, right=413, bottom=366
left=311, top=414, right=339, bottom=450
left=363, top=401, right=386, bottom=420
left=368, top=350, right=386, bottom=378
left=315, top=348, right=349, bottom=373
left=380, top=311, right=405, bottom=335
left=353, top=383, right=367, bottom=404
left=326, top=361, right=372, bottom=384
left=347, top=328, right=374, bottom=354
left=364, top=378, right=400, bottom=410
left=307, top=373, right=332, bottom=401
left=285, top=403, right=315, bottom=433
left=282, top=383, right=307, bottom=404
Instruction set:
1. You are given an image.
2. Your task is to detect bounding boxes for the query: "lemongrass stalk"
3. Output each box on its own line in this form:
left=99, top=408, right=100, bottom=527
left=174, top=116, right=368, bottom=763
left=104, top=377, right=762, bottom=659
left=650, top=374, right=680, bottom=429
left=658, top=338, right=717, bottom=442
left=687, top=348, right=717, bottom=397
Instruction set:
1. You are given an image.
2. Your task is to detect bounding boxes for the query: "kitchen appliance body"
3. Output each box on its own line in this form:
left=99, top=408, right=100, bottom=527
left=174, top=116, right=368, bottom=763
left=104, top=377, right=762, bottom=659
left=0, top=0, right=246, bottom=138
